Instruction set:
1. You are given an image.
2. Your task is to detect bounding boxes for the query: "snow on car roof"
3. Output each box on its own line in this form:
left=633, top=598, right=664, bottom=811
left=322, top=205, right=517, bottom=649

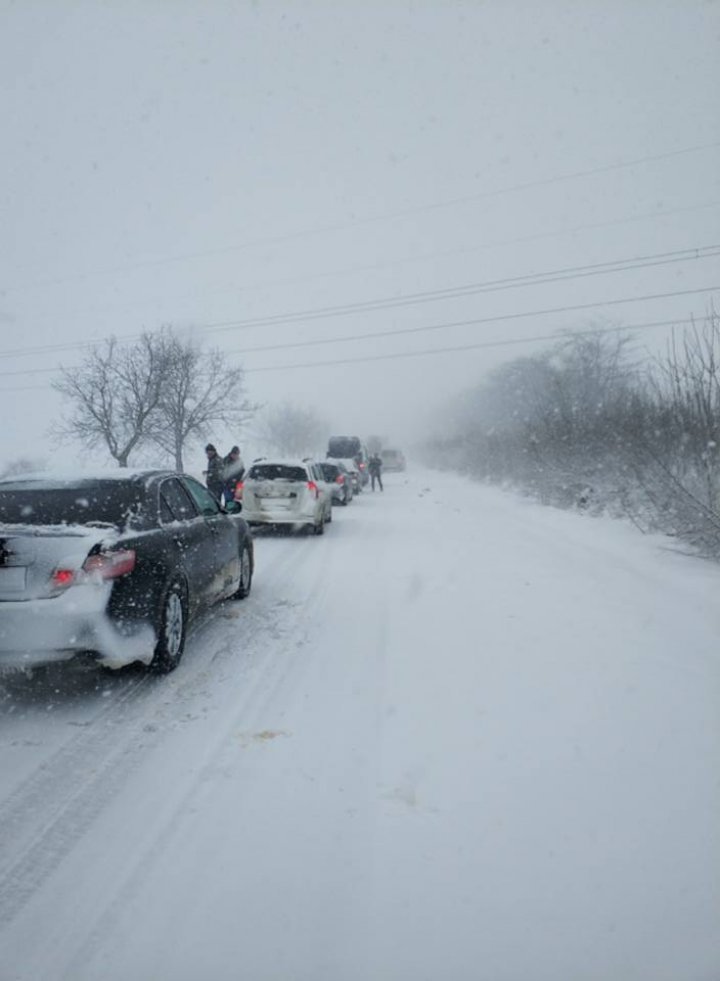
left=0, top=521, right=116, bottom=538
left=248, top=458, right=312, bottom=468
left=0, top=468, right=174, bottom=487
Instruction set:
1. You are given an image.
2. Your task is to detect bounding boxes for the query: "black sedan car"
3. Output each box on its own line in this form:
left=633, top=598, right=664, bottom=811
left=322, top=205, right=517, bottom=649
left=0, top=470, right=254, bottom=673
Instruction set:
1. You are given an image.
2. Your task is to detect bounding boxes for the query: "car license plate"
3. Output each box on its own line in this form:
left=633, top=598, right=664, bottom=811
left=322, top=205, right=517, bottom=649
left=0, top=567, right=27, bottom=592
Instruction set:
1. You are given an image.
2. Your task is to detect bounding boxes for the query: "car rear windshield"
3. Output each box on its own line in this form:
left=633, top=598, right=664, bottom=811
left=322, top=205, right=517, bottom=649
left=248, top=465, right=307, bottom=482
left=319, top=464, right=339, bottom=480
left=0, top=481, right=148, bottom=528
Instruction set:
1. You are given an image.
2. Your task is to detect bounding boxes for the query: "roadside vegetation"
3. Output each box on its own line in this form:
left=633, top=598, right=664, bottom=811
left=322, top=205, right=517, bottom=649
left=424, top=311, right=720, bottom=557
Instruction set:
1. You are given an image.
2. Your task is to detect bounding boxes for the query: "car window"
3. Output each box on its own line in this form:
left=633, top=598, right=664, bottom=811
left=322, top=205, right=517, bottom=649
left=0, top=480, right=147, bottom=529
left=182, top=476, right=222, bottom=516
left=160, top=478, right=199, bottom=523
left=248, top=464, right=308, bottom=481
left=159, top=495, right=175, bottom=525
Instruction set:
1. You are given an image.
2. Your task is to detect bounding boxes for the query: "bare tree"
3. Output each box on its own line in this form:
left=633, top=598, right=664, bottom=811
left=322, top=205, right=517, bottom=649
left=256, top=402, right=328, bottom=458
left=637, top=311, right=720, bottom=538
left=53, top=333, right=171, bottom=467
left=148, top=331, right=256, bottom=471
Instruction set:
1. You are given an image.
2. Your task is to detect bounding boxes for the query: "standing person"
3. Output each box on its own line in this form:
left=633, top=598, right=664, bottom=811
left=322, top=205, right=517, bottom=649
left=222, top=445, right=245, bottom=506
left=369, top=452, right=383, bottom=492
left=203, top=443, right=224, bottom=502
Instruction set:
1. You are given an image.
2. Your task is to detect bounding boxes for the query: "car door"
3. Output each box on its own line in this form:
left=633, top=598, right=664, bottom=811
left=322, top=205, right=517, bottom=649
left=180, top=475, right=239, bottom=601
left=158, top=477, right=217, bottom=612
left=311, top=463, right=330, bottom=520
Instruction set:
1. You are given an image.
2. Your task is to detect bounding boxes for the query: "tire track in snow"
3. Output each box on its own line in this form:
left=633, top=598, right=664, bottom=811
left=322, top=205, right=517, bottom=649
left=0, top=531, right=323, bottom=934
left=0, top=671, right=151, bottom=878
left=55, top=542, right=337, bottom=977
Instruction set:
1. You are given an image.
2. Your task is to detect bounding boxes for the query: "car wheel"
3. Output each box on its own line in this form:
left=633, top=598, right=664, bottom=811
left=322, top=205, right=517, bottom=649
left=314, top=517, right=325, bottom=535
left=326, top=504, right=332, bottom=523
left=150, top=580, right=187, bottom=674
left=233, top=543, right=253, bottom=599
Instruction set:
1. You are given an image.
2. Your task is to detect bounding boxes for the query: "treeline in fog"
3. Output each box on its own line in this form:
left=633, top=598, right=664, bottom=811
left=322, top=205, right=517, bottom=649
left=424, top=311, right=720, bottom=556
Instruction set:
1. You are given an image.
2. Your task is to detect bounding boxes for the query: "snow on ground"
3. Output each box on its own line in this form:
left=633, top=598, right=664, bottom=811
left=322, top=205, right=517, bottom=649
left=0, top=468, right=718, bottom=981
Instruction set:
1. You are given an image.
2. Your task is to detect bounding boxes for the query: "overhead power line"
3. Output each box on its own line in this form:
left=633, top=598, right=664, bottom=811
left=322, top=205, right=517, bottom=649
left=6, top=197, right=718, bottom=334
left=0, top=243, right=718, bottom=363
left=0, top=315, right=701, bottom=394
left=3, top=138, right=719, bottom=294
left=203, top=245, right=720, bottom=333
left=226, top=306, right=710, bottom=359
left=0, top=303, right=713, bottom=393
left=243, top=318, right=699, bottom=374
left=0, top=288, right=714, bottom=381
left=0, top=284, right=717, bottom=380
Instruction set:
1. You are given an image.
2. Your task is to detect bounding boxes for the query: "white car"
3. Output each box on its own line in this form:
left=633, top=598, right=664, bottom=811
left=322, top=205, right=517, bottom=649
left=241, top=460, right=332, bottom=535
left=380, top=447, right=406, bottom=472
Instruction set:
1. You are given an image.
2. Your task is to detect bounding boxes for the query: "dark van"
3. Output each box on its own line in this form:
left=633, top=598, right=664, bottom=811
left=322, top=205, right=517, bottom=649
left=327, top=436, right=369, bottom=486
left=327, top=436, right=361, bottom=459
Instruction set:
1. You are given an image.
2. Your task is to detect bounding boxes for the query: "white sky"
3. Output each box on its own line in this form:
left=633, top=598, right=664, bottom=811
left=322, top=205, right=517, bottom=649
left=1, top=0, right=719, bottom=469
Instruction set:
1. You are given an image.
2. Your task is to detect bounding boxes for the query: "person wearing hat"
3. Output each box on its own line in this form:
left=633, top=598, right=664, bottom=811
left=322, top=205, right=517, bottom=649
left=203, top=444, right=224, bottom=502
left=222, top=445, right=245, bottom=506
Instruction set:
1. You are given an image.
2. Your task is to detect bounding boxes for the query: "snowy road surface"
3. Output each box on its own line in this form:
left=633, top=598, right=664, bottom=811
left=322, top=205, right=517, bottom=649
left=1, top=469, right=718, bottom=981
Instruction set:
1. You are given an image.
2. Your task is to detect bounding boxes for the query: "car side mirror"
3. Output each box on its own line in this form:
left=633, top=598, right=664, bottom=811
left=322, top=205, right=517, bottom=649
left=225, top=500, right=242, bottom=514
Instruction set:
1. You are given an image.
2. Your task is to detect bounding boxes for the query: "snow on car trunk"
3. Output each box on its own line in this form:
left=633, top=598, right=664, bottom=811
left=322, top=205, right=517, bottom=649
left=0, top=524, right=112, bottom=601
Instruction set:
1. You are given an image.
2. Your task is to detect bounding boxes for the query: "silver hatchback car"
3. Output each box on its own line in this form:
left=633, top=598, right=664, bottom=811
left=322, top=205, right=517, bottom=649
left=240, top=460, right=332, bottom=535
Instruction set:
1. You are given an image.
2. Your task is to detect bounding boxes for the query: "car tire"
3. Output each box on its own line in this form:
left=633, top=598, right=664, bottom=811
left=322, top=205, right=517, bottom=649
left=314, top=517, right=325, bottom=535
left=150, top=580, right=187, bottom=674
left=233, top=543, right=253, bottom=599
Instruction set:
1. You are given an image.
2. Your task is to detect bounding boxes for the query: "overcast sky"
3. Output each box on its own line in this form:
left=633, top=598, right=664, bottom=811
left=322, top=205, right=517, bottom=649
left=1, top=0, right=719, bottom=470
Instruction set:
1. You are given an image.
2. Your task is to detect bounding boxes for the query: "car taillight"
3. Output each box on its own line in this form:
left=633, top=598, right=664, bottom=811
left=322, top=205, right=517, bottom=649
left=51, top=568, right=76, bottom=590
left=234, top=481, right=244, bottom=500
left=83, top=549, right=136, bottom=580
left=335, top=475, right=344, bottom=484
left=307, top=481, right=319, bottom=498
left=358, top=462, right=366, bottom=470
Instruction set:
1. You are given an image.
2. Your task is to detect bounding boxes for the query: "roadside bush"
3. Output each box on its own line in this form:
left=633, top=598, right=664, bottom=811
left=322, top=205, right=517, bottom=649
left=424, top=315, right=720, bottom=557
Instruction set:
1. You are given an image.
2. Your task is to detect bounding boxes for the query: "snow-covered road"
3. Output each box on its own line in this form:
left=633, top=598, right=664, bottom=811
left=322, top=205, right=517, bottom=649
left=1, top=469, right=718, bottom=981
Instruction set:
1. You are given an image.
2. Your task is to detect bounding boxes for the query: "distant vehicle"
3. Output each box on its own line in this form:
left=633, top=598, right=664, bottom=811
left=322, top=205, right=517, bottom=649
left=0, top=470, right=254, bottom=674
left=327, top=457, right=362, bottom=495
left=380, top=448, right=406, bottom=472
left=327, top=436, right=369, bottom=486
left=318, top=461, right=353, bottom=506
left=327, top=436, right=361, bottom=459
left=240, top=460, right=331, bottom=535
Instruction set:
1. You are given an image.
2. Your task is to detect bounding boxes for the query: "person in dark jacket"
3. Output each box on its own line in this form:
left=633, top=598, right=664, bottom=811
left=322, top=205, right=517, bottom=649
left=204, top=443, right=224, bottom=501
left=368, top=453, right=383, bottom=492
left=222, top=445, right=245, bottom=506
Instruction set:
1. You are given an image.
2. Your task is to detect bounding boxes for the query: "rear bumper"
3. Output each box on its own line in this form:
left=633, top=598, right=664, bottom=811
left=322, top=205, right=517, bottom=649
left=247, top=516, right=316, bottom=528
left=243, top=504, right=318, bottom=525
left=0, top=585, right=155, bottom=670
